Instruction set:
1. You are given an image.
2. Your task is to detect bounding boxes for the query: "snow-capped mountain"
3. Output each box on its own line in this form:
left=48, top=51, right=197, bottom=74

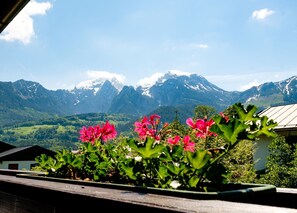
left=70, top=78, right=124, bottom=113
left=278, top=76, right=297, bottom=96
left=0, top=73, right=296, bottom=126
left=238, top=75, right=297, bottom=109
left=135, top=70, right=236, bottom=111
left=74, top=77, right=124, bottom=93
left=108, top=86, right=159, bottom=116
left=136, top=70, right=191, bottom=97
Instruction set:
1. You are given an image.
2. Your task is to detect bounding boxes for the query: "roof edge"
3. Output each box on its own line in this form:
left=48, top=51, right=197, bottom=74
left=0, top=0, right=30, bottom=33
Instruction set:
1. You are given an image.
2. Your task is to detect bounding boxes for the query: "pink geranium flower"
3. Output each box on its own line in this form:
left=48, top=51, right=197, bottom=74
left=79, top=126, right=99, bottom=144
left=134, top=114, right=161, bottom=140
left=79, top=121, right=117, bottom=144
left=167, top=135, right=180, bottom=146
left=220, top=112, right=229, bottom=122
left=186, top=118, right=196, bottom=129
left=134, top=116, right=151, bottom=140
left=183, top=135, right=195, bottom=152
left=149, top=114, right=161, bottom=125
left=186, top=118, right=217, bottom=138
left=101, top=121, right=117, bottom=142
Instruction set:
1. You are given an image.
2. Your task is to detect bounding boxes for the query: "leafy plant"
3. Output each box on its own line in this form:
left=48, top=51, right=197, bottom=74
left=35, top=103, right=277, bottom=191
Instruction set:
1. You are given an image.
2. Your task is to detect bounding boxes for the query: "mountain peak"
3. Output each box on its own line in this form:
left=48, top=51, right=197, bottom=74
left=136, top=71, right=213, bottom=97
left=74, top=78, right=124, bottom=92
left=137, top=70, right=194, bottom=88
left=166, top=70, right=192, bottom=77
left=1, top=74, right=297, bottom=127
left=279, top=75, right=297, bottom=95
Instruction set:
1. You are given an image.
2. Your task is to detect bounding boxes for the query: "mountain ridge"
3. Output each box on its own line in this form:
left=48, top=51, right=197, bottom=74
left=0, top=73, right=296, bottom=126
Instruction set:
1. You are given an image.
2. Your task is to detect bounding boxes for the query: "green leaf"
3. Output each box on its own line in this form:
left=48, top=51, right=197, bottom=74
left=83, top=142, right=98, bottom=153
left=256, top=116, right=278, bottom=138
left=188, top=176, right=199, bottom=188
left=235, top=103, right=256, bottom=119
left=166, top=162, right=181, bottom=175
left=157, top=165, right=169, bottom=180
left=87, top=152, right=99, bottom=162
left=186, top=149, right=210, bottom=170
left=69, top=156, right=83, bottom=168
left=120, top=164, right=137, bottom=180
left=127, top=137, right=165, bottom=159
left=35, top=154, right=53, bottom=168
left=212, top=116, right=248, bottom=145
left=211, top=103, right=278, bottom=145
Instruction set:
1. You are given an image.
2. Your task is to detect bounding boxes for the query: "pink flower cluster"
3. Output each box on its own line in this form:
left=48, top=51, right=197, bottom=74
left=134, top=114, right=161, bottom=140
left=166, top=118, right=217, bottom=152
left=134, top=113, right=219, bottom=153
left=79, top=121, right=117, bottom=144
left=167, top=135, right=195, bottom=152
left=79, top=112, right=226, bottom=150
left=186, top=118, right=217, bottom=138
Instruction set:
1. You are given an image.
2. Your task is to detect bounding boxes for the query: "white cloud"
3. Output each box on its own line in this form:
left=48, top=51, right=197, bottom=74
left=252, top=9, right=274, bottom=20
left=168, top=70, right=192, bottom=76
left=137, top=70, right=193, bottom=88
left=138, top=72, right=164, bottom=88
left=207, top=74, right=262, bottom=91
left=239, top=80, right=260, bottom=91
left=187, top=43, right=208, bottom=50
left=194, top=44, right=208, bottom=49
left=86, top=70, right=126, bottom=84
left=0, top=0, right=52, bottom=44
left=206, top=71, right=296, bottom=91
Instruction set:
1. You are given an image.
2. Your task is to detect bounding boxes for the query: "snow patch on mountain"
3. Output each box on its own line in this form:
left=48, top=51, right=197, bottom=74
left=185, top=80, right=215, bottom=91
left=75, top=77, right=124, bottom=93
left=137, top=70, right=193, bottom=88
left=137, top=72, right=164, bottom=89
left=167, top=70, right=192, bottom=77
left=137, top=70, right=194, bottom=96
left=25, top=83, right=39, bottom=94
left=284, top=76, right=297, bottom=95
left=74, top=70, right=125, bottom=93
left=246, top=95, right=259, bottom=102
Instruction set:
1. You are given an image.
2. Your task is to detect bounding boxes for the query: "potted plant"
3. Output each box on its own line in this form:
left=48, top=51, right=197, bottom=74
left=24, top=103, right=277, bottom=200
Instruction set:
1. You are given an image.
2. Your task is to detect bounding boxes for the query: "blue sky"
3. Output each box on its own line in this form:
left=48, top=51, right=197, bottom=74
left=0, top=0, right=296, bottom=91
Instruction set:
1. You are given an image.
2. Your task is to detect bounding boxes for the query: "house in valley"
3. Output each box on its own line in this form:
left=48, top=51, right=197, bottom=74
left=254, top=103, right=297, bottom=171
left=0, top=0, right=56, bottom=172
left=0, top=141, right=56, bottom=170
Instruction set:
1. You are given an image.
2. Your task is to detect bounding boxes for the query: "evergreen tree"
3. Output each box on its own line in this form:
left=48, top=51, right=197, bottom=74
left=194, top=105, right=217, bottom=119
left=256, top=135, right=297, bottom=187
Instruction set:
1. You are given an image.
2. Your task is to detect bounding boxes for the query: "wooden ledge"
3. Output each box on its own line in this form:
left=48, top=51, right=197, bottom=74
left=0, top=172, right=296, bottom=213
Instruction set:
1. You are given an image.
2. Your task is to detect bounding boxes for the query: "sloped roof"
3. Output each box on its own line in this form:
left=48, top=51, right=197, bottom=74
left=0, top=141, right=16, bottom=153
left=259, top=104, right=297, bottom=130
left=0, top=0, right=30, bottom=33
left=0, top=145, right=56, bottom=161
left=0, top=146, right=31, bottom=158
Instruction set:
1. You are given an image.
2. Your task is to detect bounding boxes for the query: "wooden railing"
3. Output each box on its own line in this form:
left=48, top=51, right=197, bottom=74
left=0, top=169, right=296, bottom=213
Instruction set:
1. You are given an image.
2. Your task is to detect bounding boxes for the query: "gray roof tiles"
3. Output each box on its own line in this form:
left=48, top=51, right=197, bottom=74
left=259, top=104, right=297, bottom=129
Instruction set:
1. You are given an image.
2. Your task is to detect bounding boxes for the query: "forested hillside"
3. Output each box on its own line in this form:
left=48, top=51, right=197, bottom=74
left=0, top=113, right=138, bottom=151
left=0, top=105, right=207, bottom=151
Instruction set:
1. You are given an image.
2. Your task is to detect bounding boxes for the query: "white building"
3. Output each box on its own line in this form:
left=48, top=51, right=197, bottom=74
left=254, top=104, right=297, bottom=170
left=0, top=141, right=56, bottom=170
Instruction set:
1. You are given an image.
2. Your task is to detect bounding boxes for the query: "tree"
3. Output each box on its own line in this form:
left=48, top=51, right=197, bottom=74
left=166, top=110, right=187, bottom=136
left=256, top=135, right=297, bottom=187
left=217, top=103, right=258, bottom=183
left=222, top=139, right=257, bottom=183
left=194, top=105, right=216, bottom=119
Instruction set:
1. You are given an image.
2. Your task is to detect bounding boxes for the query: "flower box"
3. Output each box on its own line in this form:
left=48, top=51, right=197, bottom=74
left=17, top=173, right=276, bottom=202
left=33, top=103, right=278, bottom=199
